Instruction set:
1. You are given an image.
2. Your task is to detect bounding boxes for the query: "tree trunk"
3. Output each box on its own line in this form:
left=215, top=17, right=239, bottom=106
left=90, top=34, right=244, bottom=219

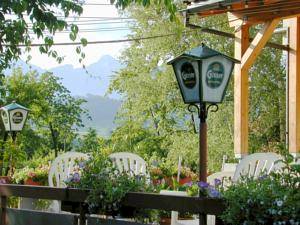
left=49, top=123, right=58, bottom=157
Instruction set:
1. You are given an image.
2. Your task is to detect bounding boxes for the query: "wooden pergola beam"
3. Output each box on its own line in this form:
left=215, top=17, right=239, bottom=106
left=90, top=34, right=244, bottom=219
left=285, top=17, right=300, bottom=157
left=241, top=19, right=280, bottom=71
left=234, top=24, right=249, bottom=158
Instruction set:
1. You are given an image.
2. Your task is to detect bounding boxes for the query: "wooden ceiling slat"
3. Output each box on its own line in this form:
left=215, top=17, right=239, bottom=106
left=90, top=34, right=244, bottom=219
left=191, top=0, right=300, bottom=20
left=231, top=0, right=300, bottom=15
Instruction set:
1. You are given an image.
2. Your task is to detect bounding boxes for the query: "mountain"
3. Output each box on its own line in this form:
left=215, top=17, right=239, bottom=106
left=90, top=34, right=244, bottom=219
left=80, top=94, right=121, bottom=137
left=5, top=55, right=123, bottom=136
left=5, top=55, right=122, bottom=98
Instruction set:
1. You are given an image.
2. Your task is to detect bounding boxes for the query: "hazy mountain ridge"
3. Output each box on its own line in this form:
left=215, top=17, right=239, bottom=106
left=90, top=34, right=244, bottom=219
left=5, top=55, right=122, bottom=97
left=5, top=55, right=123, bottom=136
left=80, top=94, right=121, bottom=137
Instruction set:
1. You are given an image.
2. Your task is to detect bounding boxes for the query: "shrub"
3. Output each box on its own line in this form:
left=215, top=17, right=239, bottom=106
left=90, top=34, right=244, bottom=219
left=221, top=156, right=300, bottom=224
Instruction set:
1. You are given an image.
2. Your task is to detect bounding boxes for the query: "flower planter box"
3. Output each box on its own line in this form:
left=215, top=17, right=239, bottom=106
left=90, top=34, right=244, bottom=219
left=61, top=201, right=136, bottom=218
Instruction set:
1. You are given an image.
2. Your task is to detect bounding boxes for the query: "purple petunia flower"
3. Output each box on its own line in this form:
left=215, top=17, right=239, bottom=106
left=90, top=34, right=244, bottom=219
left=214, top=178, right=222, bottom=187
left=208, top=186, right=221, bottom=198
left=0, top=179, right=6, bottom=184
left=197, top=181, right=209, bottom=189
left=258, top=174, right=268, bottom=181
left=73, top=172, right=81, bottom=183
left=78, top=161, right=86, bottom=169
left=186, top=181, right=193, bottom=187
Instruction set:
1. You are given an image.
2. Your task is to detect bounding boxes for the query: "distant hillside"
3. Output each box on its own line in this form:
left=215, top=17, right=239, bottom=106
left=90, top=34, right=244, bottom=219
left=80, top=94, right=121, bottom=137
left=5, top=55, right=122, bottom=98
left=5, top=55, right=123, bottom=136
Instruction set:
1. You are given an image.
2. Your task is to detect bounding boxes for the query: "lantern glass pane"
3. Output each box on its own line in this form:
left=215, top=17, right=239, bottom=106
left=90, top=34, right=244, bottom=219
left=173, top=58, right=200, bottom=103
left=201, top=56, right=233, bottom=103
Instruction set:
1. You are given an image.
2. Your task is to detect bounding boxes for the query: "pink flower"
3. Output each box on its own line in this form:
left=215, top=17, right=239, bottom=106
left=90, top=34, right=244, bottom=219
left=0, top=179, right=6, bottom=184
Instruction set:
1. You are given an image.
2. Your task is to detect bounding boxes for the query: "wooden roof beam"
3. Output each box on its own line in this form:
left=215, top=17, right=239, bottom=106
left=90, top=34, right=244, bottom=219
left=241, top=19, right=280, bottom=71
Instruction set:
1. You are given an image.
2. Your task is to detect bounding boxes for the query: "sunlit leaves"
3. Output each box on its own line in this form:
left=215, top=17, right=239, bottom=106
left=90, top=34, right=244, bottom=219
left=0, top=0, right=83, bottom=74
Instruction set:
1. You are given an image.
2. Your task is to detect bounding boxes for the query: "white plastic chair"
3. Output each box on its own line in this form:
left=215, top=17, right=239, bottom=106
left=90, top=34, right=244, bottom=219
left=232, top=152, right=283, bottom=182
left=108, top=152, right=147, bottom=176
left=221, top=155, right=237, bottom=172
left=48, top=151, right=89, bottom=212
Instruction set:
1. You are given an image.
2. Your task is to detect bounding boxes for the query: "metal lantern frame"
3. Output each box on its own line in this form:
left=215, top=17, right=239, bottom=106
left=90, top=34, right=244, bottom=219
left=1, top=101, right=29, bottom=133
left=168, top=44, right=239, bottom=105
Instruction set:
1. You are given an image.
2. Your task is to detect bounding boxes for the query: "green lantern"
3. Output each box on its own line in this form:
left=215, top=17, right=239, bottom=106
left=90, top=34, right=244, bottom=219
left=168, top=44, right=239, bottom=104
left=1, top=101, right=29, bottom=132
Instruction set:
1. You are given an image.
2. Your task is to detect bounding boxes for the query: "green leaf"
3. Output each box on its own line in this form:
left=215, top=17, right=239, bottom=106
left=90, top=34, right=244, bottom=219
left=76, top=46, right=81, bottom=54
left=80, top=38, right=88, bottom=47
left=71, top=24, right=79, bottom=34
left=69, top=32, right=76, bottom=41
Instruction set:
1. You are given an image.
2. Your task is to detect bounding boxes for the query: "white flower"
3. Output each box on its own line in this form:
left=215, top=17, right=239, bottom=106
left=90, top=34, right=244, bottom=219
left=276, top=200, right=283, bottom=207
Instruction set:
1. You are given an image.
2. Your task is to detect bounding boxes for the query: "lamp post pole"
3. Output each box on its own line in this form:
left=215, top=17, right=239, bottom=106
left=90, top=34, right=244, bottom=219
left=189, top=103, right=218, bottom=225
left=199, top=103, right=207, bottom=183
left=199, top=103, right=207, bottom=225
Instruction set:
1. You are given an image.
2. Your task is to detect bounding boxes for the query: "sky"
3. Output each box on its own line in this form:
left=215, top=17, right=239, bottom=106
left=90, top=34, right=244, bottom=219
left=21, top=0, right=131, bottom=70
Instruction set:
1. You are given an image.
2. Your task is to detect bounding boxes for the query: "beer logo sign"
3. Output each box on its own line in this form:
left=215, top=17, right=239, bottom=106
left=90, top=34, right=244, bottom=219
left=180, top=62, right=196, bottom=89
left=12, top=111, right=23, bottom=124
left=206, top=62, right=224, bottom=89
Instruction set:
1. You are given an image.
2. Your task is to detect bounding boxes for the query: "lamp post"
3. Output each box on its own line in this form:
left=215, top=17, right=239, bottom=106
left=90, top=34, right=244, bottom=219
left=0, top=101, right=29, bottom=175
left=168, top=44, right=239, bottom=225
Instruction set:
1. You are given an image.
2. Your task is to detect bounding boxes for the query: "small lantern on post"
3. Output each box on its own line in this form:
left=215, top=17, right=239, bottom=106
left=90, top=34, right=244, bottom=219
left=1, top=101, right=29, bottom=141
left=168, top=44, right=239, bottom=225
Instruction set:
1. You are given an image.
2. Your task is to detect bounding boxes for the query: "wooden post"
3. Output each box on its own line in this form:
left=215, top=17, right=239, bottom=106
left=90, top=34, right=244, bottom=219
left=234, top=25, right=250, bottom=158
left=1, top=196, right=7, bottom=225
left=234, top=20, right=279, bottom=158
left=286, top=17, right=300, bottom=157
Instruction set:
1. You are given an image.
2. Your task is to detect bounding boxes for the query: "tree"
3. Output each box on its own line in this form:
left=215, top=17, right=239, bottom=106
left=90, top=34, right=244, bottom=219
left=109, top=3, right=287, bottom=172
left=0, top=0, right=85, bottom=74
left=0, top=0, right=176, bottom=76
left=4, top=68, right=87, bottom=156
left=76, top=128, right=105, bottom=153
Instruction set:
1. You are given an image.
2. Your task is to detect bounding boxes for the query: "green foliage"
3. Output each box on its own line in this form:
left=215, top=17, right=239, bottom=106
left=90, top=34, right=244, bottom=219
left=1, top=138, right=26, bottom=176
left=0, top=0, right=84, bottom=74
left=221, top=156, right=300, bottom=224
left=109, top=4, right=236, bottom=172
left=111, top=0, right=177, bottom=20
left=67, top=151, right=152, bottom=215
left=109, top=122, right=165, bottom=160
left=249, top=46, right=286, bottom=153
left=109, top=2, right=287, bottom=174
left=3, top=68, right=88, bottom=156
left=76, top=128, right=105, bottom=153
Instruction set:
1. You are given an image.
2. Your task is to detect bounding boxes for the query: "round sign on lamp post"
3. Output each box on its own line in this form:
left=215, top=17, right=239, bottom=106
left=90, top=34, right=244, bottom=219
left=1, top=101, right=29, bottom=139
left=168, top=44, right=239, bottom=225
left=0, top=101, right=29, bottom=176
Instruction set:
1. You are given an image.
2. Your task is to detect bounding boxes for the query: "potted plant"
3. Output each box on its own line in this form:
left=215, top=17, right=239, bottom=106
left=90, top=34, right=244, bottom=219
left=65, top=152, right=152, bottom=217
left=149, top=167, right=164, bottom=185
left=221, top=155, right=300, bottom=224
left=173, top=167, right=198, bottom=185
left=13, top=165, right=49, bottom=186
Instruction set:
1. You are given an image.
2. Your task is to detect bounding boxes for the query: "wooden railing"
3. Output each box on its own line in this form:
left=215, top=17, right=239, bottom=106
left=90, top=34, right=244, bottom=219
left=0, top=184, right=226, bottom=225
